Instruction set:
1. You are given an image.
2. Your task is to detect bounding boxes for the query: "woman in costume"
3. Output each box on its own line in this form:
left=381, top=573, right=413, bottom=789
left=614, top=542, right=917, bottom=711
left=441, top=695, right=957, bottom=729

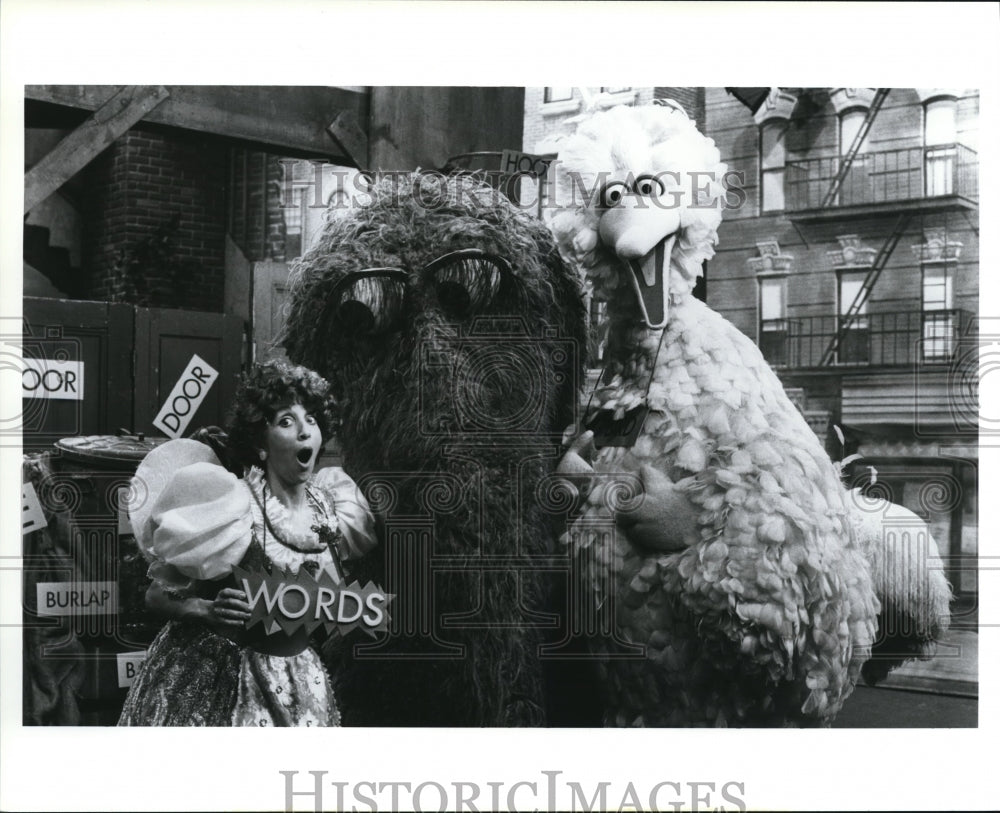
left=119, top=360, right=377, bottom=726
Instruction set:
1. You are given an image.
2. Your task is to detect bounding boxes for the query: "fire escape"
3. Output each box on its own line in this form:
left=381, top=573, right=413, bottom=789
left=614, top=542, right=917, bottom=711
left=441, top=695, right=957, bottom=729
left=775, top=88, right=979, bottom=369
left=813, top=90, right=909, bottom=365
left=729, top=88, right=980, bottom=607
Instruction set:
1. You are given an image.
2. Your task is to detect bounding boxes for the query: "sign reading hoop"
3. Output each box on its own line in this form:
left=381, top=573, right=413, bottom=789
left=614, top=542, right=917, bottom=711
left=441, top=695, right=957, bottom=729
left=233, top=565, right=393, bottom=638
left=500, top=149, right=552, bottom=179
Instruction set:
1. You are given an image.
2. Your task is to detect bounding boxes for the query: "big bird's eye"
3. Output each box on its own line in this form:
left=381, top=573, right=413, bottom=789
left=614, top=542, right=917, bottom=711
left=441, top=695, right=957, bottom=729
left=331, top=269, right=408, bottom=336
left=425, top=249, right=510, bottom=318
left=634, top=174, right=665, bottom=197
left=599, top=181, right=628, bottom=209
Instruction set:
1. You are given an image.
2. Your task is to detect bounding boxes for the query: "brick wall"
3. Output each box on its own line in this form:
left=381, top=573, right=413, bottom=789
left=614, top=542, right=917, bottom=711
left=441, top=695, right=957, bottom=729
left=82, top=125, right=227, bottom=311
left=229, top=151, right=290, bottom=264
left=81, top=144, right=128, bottom=298
left=523, top=87, right=665, bottom=153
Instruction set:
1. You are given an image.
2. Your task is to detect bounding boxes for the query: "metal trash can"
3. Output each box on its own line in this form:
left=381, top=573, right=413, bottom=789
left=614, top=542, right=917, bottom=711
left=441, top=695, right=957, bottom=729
left=23, top=433, right=168, bottom=725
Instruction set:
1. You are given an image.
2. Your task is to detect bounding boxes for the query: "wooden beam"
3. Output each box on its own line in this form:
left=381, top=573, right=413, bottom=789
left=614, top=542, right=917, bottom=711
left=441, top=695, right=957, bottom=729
left=24, top=85, right=170, bottom=214
left=368, top=87, right=523, bottom=172
left=25, top=85, right=369, bottom=161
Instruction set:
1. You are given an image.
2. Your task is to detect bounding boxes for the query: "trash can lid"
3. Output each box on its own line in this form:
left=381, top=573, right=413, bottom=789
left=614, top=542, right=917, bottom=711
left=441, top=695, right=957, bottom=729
left=54, top=435, right=168, bottom=468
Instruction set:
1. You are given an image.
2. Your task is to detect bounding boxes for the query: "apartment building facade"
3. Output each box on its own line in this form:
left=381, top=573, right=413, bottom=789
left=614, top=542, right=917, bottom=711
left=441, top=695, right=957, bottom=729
left=707, top=87, right=978, bottom=608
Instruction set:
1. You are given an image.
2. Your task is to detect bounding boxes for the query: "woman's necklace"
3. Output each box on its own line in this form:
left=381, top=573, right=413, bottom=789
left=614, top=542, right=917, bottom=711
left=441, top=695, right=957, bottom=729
left=246, top=472, right=347, bottom=580
left=257, top=481, right=327, bottom=554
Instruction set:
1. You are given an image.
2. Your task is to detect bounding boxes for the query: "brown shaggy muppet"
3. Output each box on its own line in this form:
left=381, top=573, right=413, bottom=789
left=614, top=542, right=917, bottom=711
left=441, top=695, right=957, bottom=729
left=282, top=172, right=589, bottom=725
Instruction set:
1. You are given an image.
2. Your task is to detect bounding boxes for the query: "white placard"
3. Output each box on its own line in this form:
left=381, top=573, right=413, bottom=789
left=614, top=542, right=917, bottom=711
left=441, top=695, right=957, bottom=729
left=500, top=149, right=552, bottom=178
left=116, top=651, right=148, bottom=688
left=152, top=354, right=219, bottom=439
left=36, top=581, right=118, bottom=616
left=21, top=481, right=46, bottom=535
left=21, top=358, right=85, bottom=400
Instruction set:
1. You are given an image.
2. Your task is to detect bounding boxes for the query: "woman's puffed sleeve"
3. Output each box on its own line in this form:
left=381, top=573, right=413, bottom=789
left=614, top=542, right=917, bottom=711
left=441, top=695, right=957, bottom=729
left=314, top=467, right=378, bottom=559
left=142, top=461, right=253, bottom=581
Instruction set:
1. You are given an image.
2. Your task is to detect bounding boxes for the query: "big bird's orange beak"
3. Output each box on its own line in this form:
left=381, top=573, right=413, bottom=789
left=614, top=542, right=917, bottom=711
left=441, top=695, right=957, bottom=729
left=598, top=196, right=680, bottom=329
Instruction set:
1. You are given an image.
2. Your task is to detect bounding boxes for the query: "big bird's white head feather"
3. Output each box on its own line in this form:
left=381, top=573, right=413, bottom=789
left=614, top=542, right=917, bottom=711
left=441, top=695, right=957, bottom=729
left=546, top=103, right=729, bottom=325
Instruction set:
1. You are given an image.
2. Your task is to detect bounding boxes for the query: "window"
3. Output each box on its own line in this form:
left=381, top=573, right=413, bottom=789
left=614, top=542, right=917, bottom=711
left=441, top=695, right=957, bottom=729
left=838, top=109, right=869, bottom=205
left=839, top=109, right=868, bottom=155
left=922, top=266, right=955, bottom=360
left=601, top=86, right=632, bottom=95
left=283, top=184, right=306, bottom=259
left=925, top=99, right=958, bottom=196
left=925, top=100, right=957, bottom=146
left=760, top=121, right=786, bottom=212
left=760, top=277, right=786, bottom=322
left=544, top=87, right=574, bottom=103
left=923, top=266, right=953, bottom=311
left=758, top=277, right=789, bottom=365
left=837, top=271, right=870, bottom=364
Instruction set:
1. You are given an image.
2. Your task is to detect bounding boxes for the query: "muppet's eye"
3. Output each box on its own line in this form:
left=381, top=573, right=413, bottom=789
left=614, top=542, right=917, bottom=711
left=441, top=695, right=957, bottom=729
left=425, top=249, right=509, bottom=318
left=331, top=269, right=408, bottom=336
left=599, top=181, right=628, bottom=209
left=634, top=174, right=665, bottom=197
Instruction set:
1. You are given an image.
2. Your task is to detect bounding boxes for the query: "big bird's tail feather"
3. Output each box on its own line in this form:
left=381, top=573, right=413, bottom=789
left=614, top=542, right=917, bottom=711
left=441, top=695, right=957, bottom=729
left=848, top=489, right=953, bottom=685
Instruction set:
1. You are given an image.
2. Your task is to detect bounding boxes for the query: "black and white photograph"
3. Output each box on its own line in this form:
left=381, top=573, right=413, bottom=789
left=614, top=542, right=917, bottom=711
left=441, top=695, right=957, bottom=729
left=1, top=2, right=997, bottom=811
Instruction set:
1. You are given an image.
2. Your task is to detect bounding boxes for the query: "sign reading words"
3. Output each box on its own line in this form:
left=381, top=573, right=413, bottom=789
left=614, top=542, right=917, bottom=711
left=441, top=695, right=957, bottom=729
left=232, top=565, right=392, bottom=638
left=22, top=358, right=85, bottom=400
left=37, top=581, right=118, bottom=616
left=116, top=651, right=148, bottom=688
left=153, top=354, right=218, bottom=439
left=21, top=482, right=46, bottom=535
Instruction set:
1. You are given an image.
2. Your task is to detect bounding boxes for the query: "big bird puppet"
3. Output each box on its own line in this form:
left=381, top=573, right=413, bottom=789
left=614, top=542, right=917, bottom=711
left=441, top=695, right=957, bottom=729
left=546, top=102, right=952, bottom=727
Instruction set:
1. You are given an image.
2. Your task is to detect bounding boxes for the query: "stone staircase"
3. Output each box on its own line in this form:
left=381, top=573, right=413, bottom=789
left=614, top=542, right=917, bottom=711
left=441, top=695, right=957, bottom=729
left=23, top=223, right=83, bottom=298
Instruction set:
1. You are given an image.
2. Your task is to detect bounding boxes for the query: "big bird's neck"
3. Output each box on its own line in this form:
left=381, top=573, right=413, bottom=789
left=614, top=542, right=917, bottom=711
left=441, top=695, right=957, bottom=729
left=588, top=296, right=700, bottom=414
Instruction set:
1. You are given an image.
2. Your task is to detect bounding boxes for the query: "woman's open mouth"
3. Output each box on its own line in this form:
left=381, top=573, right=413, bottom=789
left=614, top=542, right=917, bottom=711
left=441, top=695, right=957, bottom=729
left=296, top=448, right=314, bottom=466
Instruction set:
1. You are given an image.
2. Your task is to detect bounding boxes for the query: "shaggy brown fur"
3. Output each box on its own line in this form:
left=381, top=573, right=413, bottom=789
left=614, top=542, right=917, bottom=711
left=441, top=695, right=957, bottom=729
left=282, top=173, right=588, bottom=725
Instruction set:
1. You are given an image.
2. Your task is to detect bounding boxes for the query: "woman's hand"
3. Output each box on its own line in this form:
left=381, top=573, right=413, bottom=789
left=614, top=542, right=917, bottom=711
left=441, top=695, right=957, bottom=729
left=144, top=578, right=251, bottom=635
left=206, top=587, right=252, bottom=630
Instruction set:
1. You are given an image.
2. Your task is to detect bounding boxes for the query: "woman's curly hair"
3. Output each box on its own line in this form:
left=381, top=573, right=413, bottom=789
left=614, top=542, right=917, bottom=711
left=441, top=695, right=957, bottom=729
left=224, top=360, right=339, bottom=471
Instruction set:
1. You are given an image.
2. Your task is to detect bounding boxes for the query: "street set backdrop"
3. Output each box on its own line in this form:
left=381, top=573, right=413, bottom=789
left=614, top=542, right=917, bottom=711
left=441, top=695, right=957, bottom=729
left=19, top=85, right=978, bottom=728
